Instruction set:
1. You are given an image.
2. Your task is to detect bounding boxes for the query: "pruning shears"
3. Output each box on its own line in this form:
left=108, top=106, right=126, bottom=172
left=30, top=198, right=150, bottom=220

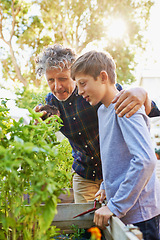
left=73, top=197, right=101, bottom=219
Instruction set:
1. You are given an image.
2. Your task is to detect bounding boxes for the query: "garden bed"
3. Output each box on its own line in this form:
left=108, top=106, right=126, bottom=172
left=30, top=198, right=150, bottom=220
left=52, top=201, right=143, bottom=240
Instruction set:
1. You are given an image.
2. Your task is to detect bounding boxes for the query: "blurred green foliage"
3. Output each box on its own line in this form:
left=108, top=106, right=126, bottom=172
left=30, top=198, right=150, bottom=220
left=15, top=86, right=49, bottom=109
left=0, top=100, right=73, bottom=239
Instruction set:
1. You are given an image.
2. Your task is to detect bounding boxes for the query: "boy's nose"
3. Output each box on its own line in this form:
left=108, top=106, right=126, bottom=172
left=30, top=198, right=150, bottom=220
left=77, top=84, right=84, bottom=95
left=78, top=88, right=84, bottom=96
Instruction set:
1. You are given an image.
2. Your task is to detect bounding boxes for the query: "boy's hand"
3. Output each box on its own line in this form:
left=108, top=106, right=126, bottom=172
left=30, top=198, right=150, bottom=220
left=112, top=87, right=151, bottom=118
left=94, top=205, right=114, bottom=229
left=95, top=189, right=106, bottom=204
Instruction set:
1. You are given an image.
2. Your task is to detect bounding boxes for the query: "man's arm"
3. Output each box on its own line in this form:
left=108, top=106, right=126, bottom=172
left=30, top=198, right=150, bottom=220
left=112, top=87, right=159, bottom=118
left=148, top=101, right=160, bottom=117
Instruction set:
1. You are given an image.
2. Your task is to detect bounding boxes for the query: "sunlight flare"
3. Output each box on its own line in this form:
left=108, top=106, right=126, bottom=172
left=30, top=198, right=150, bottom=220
left=107, top=18, right=127, bottom=39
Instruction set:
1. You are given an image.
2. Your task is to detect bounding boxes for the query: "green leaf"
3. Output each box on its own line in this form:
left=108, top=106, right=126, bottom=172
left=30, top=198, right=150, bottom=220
left=0, top=146, right=6, bottom=155
left=39, top=198, right=57, bottom=234
left=0, top=230, right=6, bottom=240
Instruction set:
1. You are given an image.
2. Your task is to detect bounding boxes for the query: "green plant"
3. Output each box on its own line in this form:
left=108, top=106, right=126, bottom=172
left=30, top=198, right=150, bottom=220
left=68, top=225, right=86, bottom=240
left=0, top=100, right=71, bottom=240
left=55, top=138, right=73, bottom=189
left=15, top=86, right=49, bottom=110
left=55, top=225, right=86, bottom=240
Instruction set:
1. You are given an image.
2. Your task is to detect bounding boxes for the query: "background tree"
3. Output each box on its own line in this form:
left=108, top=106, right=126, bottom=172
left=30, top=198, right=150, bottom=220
left=35, top=0, right=154, bottom=84
left=0, top=0, right=30, bottom=87
left=0, top=0, right=53, bottom=87
left=35, top=0, right=104, bottom=54
left=0, top=0, right=154, bottom=92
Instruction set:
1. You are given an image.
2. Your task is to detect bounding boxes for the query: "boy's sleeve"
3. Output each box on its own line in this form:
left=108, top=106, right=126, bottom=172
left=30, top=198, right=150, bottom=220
left=100, top=181, right=105, bottom=190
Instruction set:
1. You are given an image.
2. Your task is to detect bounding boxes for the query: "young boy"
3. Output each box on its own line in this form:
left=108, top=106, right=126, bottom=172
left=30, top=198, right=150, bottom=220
left=71, top=50, right=160, bottom=240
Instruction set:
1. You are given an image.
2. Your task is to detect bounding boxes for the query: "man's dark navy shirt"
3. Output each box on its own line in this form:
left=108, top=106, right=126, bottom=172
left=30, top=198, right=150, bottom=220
left=45, top=84, right=160, bottom=181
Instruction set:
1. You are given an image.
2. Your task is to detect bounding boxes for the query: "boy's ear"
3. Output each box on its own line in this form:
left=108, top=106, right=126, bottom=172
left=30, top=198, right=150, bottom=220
left=100, top=71, right=108, bottom=83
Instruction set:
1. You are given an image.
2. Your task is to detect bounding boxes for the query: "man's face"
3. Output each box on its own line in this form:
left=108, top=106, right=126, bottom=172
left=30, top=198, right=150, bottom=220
left=46, top=68, right=76, bottom=101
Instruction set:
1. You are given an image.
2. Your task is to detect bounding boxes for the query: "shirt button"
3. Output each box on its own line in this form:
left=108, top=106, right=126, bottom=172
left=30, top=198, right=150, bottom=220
left=69, top=102, right=72, bottom=105
left=91, top=157, right=94, bottom=159
left=95, top=163, right=97, bottom=166
left=93, top=170, right=95, bottom=173
left=93, top=174, right=95, bottom=176
left=85, top=145, right=88, bottom=148
left=73, top=117, right=76, bottom=120
left=78, top=132, right=81, bottom=135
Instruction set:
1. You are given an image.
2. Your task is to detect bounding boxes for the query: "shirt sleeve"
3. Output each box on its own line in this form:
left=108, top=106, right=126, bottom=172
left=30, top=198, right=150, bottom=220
left=115, top=83, right=123, bottom=91
left=45, top=92, right=53, bottom=105
left=107, top=108, right=157, bottom=218
left=100, top=181, right=105, bottom=190
left=148, top=100, right=160, bottom=117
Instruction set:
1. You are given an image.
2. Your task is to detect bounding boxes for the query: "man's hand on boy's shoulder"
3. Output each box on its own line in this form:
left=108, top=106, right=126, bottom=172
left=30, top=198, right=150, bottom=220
left=112, top=87, right=151, bottom=118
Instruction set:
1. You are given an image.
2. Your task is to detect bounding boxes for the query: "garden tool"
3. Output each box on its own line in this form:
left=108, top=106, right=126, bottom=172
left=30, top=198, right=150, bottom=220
left=73, top=196, right=101, bottom=218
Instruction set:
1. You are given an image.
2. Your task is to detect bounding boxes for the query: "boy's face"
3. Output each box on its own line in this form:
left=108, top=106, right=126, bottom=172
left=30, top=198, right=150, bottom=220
left=75, top=73, right=106, bottom=106
left=46, top=68, right=76, bottom=101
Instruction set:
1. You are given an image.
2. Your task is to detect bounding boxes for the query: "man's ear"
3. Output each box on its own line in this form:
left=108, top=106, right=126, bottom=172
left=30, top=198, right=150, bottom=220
left=100, top=71, right=108, bottom=83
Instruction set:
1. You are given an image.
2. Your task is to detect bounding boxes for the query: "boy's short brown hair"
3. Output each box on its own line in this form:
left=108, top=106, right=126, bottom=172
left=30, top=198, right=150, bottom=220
left=71, top=50, right=116, bottom=83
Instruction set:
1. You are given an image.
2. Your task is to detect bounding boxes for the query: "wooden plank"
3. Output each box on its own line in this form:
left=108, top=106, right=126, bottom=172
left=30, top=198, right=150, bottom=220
left=52, top=202, right=101, bottom=230
left=102, top=225, right=113, bottom=240
left=58, top=188, right=74, bottom=203
left=102, top=216, right=143, bottom=240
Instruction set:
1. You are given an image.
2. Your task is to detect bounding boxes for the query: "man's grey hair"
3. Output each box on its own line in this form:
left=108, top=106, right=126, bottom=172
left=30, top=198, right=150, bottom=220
left=35, top=44, right=76, bottom=77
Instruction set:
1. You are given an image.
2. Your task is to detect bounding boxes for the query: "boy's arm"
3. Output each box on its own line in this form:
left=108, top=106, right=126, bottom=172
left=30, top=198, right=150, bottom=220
left=107, top=110, right=157, bottom=219
left=113, top=87, right=159, bottom=118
